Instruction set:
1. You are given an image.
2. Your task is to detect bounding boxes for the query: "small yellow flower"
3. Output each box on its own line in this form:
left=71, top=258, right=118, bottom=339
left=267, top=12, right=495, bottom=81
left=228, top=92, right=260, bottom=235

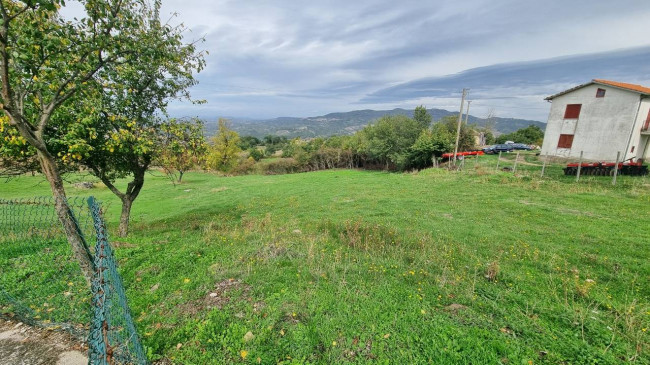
left=332, top=341, right=337, bottom=347
left=183, top=278, right=190, bottom=284
left=240, top=350, right=248, bottom=359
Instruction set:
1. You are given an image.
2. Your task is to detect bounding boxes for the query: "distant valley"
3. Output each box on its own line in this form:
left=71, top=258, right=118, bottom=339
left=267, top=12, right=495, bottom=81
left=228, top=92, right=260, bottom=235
left=204, top=108, right=546, bottom=138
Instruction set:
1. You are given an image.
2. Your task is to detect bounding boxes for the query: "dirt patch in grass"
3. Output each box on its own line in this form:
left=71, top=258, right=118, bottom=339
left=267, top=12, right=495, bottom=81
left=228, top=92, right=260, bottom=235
left=444, top=303, right=468, bottom=314
left=178, top=279, right=254, bottom=316
left=0, top=319, right=87, bottom=365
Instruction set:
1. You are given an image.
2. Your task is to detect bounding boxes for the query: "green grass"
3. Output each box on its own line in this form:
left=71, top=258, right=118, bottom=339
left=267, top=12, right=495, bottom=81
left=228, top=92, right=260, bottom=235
left=2, top=154, right=649, bottom=364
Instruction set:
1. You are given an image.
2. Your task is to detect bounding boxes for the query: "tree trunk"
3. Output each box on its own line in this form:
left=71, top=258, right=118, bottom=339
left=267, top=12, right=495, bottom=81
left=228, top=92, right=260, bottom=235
left=37, top=150, right=94, bottom=284
left=178, top=170, right=184, bottom=183
left=118, top=197, right=134, bottom=237
left=116, top=168, right=145, bottom=237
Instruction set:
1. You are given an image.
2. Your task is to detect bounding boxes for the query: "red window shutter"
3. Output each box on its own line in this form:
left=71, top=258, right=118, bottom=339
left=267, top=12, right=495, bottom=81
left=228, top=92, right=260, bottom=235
left=557, top=134, right=574, bottom=148
left=643, top=110, right=650, bottom=131
left=564, top=104, right=582, bottom=119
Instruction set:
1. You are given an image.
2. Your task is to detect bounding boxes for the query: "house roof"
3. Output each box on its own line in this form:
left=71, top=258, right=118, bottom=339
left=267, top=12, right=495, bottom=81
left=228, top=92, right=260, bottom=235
left=545, top=79, right=650, bottom=100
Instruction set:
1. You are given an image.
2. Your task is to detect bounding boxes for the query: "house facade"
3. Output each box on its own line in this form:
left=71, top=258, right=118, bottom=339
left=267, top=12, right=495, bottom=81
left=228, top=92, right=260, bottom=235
left=540, top=79, right=650, bottom=161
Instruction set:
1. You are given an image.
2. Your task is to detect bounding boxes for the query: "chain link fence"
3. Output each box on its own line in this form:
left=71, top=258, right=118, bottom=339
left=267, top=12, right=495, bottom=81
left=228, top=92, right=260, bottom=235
left=87, top=197, right=147, bottom=364
left=0, top=196, right=147, bottom=364
left=0, top=197, right=94, bottom=337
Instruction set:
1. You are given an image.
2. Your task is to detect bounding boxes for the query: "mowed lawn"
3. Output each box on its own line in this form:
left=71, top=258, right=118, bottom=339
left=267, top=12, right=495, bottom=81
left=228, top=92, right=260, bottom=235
left=2, top=158, right=649, bottom=364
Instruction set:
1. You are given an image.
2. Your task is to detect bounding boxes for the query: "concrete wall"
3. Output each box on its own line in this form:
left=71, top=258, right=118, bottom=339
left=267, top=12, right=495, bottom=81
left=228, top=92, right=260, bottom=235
left=630, top=98, right=650, bottom=160
left=540, top=84, right=641, bottom=161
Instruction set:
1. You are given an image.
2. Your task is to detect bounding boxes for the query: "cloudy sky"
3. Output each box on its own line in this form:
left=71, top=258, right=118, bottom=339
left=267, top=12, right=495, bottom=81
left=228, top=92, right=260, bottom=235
left=122, top=1, right=650, bottom=121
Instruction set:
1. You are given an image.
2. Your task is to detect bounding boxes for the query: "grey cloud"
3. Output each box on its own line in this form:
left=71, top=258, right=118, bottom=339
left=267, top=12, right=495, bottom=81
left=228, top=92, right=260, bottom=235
left=361, top=46, right=650, bottom=103
left=158, top=0, right=650, bottom=120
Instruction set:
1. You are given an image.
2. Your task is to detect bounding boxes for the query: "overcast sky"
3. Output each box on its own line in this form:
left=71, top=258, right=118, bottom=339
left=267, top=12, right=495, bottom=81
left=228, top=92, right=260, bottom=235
left=73, top=0, right=650, bottom=121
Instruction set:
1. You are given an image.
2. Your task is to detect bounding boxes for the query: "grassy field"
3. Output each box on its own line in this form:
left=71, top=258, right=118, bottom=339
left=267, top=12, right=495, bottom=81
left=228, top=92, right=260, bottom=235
left=2, top=154, right=649, bottom=364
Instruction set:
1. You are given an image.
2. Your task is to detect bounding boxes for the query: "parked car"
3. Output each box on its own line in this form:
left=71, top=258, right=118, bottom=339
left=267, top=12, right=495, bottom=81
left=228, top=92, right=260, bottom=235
left=510, top=143, right=532, bottom=150
left=482, top=145, right=496, bottom=154
left=493, top=144, right=515, bottom=153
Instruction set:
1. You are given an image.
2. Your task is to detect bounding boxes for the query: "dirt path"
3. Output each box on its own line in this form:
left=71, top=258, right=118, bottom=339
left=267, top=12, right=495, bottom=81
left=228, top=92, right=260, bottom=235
left=0, top=319, right=87, bottom=365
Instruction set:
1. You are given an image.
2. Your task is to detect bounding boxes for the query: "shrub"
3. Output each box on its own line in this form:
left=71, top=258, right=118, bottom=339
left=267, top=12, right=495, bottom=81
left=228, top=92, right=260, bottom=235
left=231, top=157, right=256, bottom=175
left=258, top=158, right=301, bottom=175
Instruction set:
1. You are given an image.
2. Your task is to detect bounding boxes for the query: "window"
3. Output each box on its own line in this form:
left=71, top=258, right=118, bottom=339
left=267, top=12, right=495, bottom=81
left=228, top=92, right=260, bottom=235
left=596, top=88, right=606, bottom=98
left=564, top=104, right=582, bottom=119
left=557, top=134, right=574, bottom=149
left=631, top=146, right=635, bottom=153
left=643, top=110, right=650, bottom=131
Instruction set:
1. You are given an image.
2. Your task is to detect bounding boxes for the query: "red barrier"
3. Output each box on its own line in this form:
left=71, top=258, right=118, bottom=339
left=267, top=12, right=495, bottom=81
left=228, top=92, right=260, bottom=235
left=441, top=151, right=485, bottom=159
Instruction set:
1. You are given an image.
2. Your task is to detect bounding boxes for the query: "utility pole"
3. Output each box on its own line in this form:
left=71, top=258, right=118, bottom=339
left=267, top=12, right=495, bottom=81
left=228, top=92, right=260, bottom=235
left=464, top=100, right=471, bottom=124
left=453, top=88, right=469, bottom=164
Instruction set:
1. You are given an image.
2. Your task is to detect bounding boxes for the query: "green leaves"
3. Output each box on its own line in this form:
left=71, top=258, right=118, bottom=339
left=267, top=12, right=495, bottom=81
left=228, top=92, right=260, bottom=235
left=158, top=118, right=207, bottom=181
left=495, top=125, right=544, bottom=145
left=207, top=119, right=243, bottom=173
left=360, top=115, right=426, bottom=169
left=413, top=105, right=432, bottom=129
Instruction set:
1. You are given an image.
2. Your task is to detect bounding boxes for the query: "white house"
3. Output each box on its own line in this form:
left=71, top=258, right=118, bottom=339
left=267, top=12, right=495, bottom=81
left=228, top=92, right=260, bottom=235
left=540, top=79, right=650, bottom=162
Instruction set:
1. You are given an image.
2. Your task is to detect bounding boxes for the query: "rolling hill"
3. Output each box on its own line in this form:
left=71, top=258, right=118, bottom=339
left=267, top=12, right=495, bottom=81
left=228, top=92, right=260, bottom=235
left=205, top=108, right=545, bottom=138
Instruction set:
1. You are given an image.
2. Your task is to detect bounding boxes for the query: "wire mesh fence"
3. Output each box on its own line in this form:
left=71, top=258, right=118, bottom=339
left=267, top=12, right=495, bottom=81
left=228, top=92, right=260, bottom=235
left=0, top=196, right=147, bottom=364
left=88, top=196, right=147, bottom=364
left=0, top=197, right=94, bottom=337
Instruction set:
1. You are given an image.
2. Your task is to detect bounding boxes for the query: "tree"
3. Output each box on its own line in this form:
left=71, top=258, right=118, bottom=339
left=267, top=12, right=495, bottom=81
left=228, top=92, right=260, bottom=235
left=261, top=135, right=288, bottom=157
left=439, top=115, right=476, bottom=152
left=405, top=123, right=454, bottom=170
left=159, top=118, right=207, bottom=183
left=18, top=1, right=205, bottom=237
left=238, top=135, right=261, bottom=150
left=495, top=125, right=544, bottom=145
left=247, top=147, right=263, bottom=161
left=0, top=0, right=166, bottom=280
left=208, top=119, right=242, bottom=173
left=413, top=105, right=432, bottom=129
left=361, top=115, right=426, bottom=169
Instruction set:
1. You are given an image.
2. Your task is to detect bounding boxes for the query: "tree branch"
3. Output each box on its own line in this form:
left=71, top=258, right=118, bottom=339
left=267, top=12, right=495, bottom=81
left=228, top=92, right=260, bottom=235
left=90, top=165, right=125, bottom=200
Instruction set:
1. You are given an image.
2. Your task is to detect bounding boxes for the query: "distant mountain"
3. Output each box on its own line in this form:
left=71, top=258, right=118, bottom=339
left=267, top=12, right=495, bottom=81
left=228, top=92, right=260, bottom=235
left=205, top=108, right=545, bottom=138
